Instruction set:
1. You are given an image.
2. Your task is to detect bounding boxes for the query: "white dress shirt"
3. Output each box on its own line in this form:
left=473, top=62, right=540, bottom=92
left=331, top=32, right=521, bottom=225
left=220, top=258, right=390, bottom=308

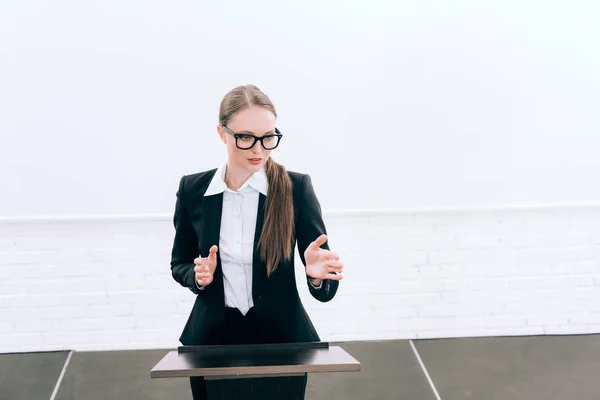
left=202, top=163, right=267, bottom=315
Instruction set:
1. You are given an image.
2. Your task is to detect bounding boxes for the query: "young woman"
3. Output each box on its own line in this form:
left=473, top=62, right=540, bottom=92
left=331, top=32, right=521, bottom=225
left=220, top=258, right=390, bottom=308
left=170, top=84, right=344, bottom=399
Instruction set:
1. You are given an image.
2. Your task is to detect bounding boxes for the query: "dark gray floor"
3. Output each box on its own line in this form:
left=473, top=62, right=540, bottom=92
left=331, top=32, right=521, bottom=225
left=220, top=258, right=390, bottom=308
left=307, top=341, right=436, bottom=400
left=414, top=334, right=600, bottom=400
left=53, top=349, right=190, bottom=400
left=1, top=335, right=599, bottom=400
left=0, top=350, right=69, bottom=400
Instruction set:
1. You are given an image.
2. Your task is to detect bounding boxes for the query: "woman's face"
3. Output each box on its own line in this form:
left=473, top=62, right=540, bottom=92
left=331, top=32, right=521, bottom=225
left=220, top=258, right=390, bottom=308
left=218, top=106, right=277, bottom=174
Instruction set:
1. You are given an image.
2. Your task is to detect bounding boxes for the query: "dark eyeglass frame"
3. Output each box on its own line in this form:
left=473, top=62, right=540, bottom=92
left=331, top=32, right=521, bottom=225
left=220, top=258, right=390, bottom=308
left=220, top=125, right=283, bottom=150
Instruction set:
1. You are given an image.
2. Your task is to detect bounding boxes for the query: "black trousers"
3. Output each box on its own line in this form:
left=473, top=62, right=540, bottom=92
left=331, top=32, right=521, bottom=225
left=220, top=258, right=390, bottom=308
left=189, top=307, right=307, bottom=399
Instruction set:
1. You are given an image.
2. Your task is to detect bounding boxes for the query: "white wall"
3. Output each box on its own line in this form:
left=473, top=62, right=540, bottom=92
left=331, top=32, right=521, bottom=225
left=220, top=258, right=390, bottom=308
left=1, top=1, right=600, bottom=217
left=2, top=1, right=600, bottom=353
left=1, top=206, right=599, bottom=353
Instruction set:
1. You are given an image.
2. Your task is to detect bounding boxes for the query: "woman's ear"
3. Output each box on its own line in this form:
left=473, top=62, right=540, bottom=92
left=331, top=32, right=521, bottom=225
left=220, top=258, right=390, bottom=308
left=216, top=125, right=227, bottom=144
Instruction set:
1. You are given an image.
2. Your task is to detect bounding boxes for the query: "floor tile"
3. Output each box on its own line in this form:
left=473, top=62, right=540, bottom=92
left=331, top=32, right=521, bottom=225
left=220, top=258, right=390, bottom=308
left=414, top=334, right=600, bottom=400
left=306, top=340, right=437, bottom=400
left=0, top=351, right=69, bottom=400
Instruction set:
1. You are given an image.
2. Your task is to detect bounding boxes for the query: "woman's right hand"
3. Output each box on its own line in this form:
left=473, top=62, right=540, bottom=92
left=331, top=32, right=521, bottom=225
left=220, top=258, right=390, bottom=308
left=194, top=245, right=218, bottom=287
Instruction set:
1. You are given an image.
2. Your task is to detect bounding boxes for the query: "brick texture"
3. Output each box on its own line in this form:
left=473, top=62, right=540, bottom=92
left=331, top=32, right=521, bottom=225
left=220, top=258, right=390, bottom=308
left=1, top=206, right=599, bottom=352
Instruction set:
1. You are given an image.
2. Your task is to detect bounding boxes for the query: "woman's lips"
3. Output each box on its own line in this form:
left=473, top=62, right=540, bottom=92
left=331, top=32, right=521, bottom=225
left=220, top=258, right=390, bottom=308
left=248, top=158, right=262, bottom=165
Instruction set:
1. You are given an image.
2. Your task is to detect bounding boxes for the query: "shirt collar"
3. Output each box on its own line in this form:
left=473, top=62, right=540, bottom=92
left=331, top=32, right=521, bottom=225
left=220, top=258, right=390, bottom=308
left=204, top=162, right=268, bottom=197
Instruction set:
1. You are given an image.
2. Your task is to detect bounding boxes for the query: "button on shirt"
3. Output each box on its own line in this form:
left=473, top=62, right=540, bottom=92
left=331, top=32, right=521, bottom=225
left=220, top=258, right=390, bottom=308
left=203, top=163, right=268, bottom=315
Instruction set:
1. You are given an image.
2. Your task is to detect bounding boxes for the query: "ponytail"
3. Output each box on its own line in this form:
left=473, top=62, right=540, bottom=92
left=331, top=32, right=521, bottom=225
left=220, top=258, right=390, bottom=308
left=258, top=157, right=294, bottom=276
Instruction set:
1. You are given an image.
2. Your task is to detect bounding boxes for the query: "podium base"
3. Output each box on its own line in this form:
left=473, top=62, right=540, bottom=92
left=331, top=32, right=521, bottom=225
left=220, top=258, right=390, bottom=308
left=205, top=373, right=307, bottom=400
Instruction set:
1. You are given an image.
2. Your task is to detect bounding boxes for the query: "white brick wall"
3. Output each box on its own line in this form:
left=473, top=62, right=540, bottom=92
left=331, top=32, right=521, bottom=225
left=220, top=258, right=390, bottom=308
left=1, top=205, right=599, bottom=353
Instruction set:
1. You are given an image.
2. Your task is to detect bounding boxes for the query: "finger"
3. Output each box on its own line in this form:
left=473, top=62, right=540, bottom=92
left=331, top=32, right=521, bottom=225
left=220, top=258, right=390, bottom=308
left=198, top=277, right=211, bottom=286
left=195, top=272, right=210, bottom=280
left=324, top=260, right=343, bottom=269
left=196, top=270, right=211, bottom=279
left=308, top=234, right=328, bottom=252
left=194, top=257, right=202, bottom=265
left=194, top=265, right=211, bottom=273
left=325, top=272, right=343, bottom=281
left=208, top=245, right=218, bottom=262
left=327, top=264, right=344, bottom=273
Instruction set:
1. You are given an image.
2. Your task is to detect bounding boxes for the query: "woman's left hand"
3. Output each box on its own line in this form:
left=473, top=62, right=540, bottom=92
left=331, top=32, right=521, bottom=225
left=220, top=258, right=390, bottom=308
left=304, top=234, right=344, bottom=283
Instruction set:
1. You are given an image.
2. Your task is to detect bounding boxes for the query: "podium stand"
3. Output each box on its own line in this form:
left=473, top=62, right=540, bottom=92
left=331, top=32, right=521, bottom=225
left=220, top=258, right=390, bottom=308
left=150, top=342, right=360, bottom=399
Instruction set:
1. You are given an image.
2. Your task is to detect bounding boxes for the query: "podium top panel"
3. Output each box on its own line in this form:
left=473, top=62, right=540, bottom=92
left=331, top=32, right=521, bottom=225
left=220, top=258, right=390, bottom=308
left=177, top=341, right=329, bottom=354
left=150, top=344, right=361, bottom=379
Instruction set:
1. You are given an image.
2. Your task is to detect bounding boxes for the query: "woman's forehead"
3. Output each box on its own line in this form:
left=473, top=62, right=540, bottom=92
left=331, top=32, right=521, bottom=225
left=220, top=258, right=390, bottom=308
left=228, top=107, right=276, bottom=134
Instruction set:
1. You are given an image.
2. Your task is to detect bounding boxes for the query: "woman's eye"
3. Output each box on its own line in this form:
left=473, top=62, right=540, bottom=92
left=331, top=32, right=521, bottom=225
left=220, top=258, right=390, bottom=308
left=239, top=135, right=253, bottom=141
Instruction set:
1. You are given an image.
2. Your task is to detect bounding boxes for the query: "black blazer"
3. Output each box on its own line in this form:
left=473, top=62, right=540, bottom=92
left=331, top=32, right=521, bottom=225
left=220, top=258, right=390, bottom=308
left=170, top=168, right=339, bottom=346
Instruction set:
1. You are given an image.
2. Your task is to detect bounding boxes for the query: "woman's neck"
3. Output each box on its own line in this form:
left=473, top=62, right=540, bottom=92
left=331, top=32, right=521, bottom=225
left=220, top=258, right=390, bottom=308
left=224, top=162, right=252, bottom=191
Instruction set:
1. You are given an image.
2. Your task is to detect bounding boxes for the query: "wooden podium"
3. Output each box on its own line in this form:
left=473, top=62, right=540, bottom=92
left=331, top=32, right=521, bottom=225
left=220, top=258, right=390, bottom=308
left=150, top=342, right=361, bottom=399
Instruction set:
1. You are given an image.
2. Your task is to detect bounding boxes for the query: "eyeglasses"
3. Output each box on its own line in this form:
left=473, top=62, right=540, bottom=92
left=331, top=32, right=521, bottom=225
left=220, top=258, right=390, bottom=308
left=221, top=125, right=283, bottom=150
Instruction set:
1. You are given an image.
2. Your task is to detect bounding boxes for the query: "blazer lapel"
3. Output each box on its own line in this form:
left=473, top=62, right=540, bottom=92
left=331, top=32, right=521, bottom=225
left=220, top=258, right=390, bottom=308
left=201, top=192, right=223, bottom=256
left=252, top=193, right=267, bottom=297
left=202, top=192, right=225, bottom=303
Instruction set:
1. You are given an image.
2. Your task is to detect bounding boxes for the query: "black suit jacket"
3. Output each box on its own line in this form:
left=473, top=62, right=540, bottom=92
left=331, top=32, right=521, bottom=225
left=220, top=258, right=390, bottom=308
left=170, top=168, right=339, bottom=346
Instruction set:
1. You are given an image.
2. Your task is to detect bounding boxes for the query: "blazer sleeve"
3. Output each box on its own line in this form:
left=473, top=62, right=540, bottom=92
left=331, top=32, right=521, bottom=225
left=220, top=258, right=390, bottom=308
left=296, top=174, right=339, bottom=302
left=170, top=175, right=203, bottom=295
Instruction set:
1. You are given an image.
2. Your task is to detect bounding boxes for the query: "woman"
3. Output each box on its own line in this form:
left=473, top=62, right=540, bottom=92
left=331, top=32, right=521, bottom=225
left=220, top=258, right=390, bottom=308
left=170, top=84, right=344, bottom=399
